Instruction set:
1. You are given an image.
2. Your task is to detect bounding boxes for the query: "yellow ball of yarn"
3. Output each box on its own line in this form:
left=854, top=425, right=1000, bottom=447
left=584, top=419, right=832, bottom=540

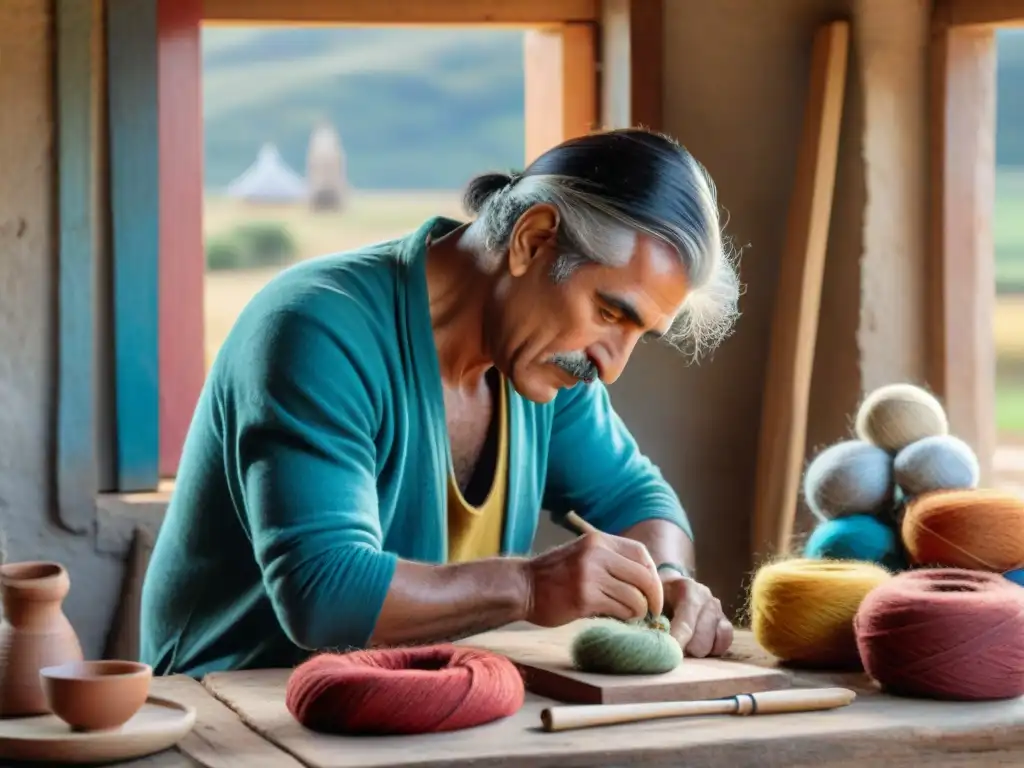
left=750, top=558, right=891, bottom=669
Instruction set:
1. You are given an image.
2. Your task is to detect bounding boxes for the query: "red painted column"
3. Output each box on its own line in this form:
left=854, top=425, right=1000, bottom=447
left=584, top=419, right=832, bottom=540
left=158, top=0, right=205, bottom=477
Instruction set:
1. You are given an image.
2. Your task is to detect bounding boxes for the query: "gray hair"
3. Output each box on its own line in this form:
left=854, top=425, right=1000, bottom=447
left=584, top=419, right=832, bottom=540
left=462, top=138, right=742, bottom=363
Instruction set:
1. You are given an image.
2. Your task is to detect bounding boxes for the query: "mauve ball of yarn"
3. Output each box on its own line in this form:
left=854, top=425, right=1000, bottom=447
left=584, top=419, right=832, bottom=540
left=571, top=615, right=682, bottom=675
left=901, top=488, right=1024, bottom=572
left=285, top=645, right=525, bottom=735
left=803, top=514, right=906, bottom=571
left=893, top=435, right=980, bottom=496
left=803, top=440, right=895, bottom=520
left=855, top=383, right=949, bottom=453
left=854, top=568, right=1024, bottom=700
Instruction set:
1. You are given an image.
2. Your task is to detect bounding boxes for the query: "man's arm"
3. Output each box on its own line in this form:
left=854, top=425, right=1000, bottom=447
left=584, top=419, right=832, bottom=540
left=232, top=306, right=530, bottom=651
left=541, top=381, right=732, bottom=656
left=541, top=379, right=696, bottom=572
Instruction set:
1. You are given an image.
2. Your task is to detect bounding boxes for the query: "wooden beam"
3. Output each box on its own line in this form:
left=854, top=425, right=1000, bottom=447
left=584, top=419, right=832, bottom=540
left=927, top=22, right=997, bottom=484
left=202, top=0, right=598, bottom=26
left=750, top=21, right=850, bottom=561
left=599, top=0, right=664, bottom=132
left=107, top=0, right=161, bottom=492
left=524, top=23, right=599, bottom=164
left=158, top=0, right=205, bottom=478
left=936, top=0, right=1024, bottom=28
left=56, top=0, right=105, bottom=531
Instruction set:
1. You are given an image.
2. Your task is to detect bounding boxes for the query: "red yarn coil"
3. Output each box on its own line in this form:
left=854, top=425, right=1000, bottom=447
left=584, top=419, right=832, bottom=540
left=286, top=644, right=525, bottom=735
left=854, top=568, right=1024, bottom=700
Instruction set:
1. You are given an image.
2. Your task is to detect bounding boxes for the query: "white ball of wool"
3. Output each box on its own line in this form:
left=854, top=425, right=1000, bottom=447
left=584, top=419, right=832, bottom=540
left=803, top=439, right=895, bottom=521
left=894, top=434, right=980, bottom=496
left=855, top=383, right=949, bottom=453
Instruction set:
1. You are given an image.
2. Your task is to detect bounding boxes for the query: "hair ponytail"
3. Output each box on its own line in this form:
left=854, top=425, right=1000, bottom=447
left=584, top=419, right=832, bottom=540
left=462, top=172, right=516, bottom=216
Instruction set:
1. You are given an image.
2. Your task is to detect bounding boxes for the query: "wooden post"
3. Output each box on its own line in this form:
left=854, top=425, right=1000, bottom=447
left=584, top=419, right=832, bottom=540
left=158, top=0, right=205, bottom=478
left=56, top=0, right=106, bottom=529
left=107, top=0, right=161, bottom=492
left=107, top=0, right=205, bottom=490
left=750, top=21, right=850, bottom=561
left=599, top=0, right=663, bottom=132
left=523, top=23, right=598, bottom=163
left=927, top=18, right=997, bottom=483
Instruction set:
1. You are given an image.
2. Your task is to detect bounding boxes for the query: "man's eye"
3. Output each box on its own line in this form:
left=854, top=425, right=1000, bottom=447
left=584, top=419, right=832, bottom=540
left=599, top=307, right=618, bottom=323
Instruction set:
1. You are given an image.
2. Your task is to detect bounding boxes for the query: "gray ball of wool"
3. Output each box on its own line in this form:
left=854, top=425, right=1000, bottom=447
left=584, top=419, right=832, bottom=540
left=894, top=434, right=980, bottom=496
left=803, top=439, right=895, bottom=521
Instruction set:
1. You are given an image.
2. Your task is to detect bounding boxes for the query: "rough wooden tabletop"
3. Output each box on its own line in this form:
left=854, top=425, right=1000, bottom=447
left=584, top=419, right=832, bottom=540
left=121, top=628, right=1024, bottom=768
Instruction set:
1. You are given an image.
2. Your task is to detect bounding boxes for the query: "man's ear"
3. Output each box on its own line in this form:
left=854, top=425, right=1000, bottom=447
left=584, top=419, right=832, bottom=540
left=507, top=204, right=560, bottom=278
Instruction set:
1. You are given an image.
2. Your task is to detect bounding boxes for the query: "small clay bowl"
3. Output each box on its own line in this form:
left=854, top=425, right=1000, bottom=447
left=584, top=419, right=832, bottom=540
left=39, top=660, right=152, bottom=731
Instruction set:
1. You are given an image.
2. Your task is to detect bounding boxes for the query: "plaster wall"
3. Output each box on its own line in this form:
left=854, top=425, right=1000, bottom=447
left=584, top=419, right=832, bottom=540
left=0, top=0, right=932, bottom=651
left=536, top=0, right=932, bottom=619
left=0, top=0, right=124, bottom=658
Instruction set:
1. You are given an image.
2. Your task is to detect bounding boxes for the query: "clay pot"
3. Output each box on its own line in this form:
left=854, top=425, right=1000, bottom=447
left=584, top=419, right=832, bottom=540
left=41, top=660, right=151, bottom=731
left=0, top=561, right=83, bottom=716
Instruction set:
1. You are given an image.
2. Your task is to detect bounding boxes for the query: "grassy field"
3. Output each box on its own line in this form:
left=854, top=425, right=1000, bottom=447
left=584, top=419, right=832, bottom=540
left=203, top=191, right=1024, bottom=438
left=203, top=191, right=466, bottom=366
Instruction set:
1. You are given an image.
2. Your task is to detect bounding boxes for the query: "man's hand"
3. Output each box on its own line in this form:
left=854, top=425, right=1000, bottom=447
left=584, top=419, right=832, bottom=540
left=525, top=531, right=665, bottom=627
left=662, top=574, right=733, bottom=657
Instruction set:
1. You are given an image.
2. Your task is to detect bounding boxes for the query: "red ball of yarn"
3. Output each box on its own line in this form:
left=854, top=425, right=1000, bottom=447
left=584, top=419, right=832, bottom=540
left=286, top=644, right=525, bottom=735
left=854, top=568, right=1024, bottom=700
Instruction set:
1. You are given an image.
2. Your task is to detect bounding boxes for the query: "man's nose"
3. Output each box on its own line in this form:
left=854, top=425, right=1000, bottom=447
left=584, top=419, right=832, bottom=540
left=595, top=333, right=641, bottom=385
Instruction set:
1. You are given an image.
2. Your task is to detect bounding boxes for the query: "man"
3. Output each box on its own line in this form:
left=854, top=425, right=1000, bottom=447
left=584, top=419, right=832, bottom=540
left=140, top=128, right=742, bottom=677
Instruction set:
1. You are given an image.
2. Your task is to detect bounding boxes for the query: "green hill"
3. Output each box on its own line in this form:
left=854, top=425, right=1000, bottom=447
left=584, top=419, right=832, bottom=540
left=201, top=24, right=1024, bottom=291
left=201, top=26, right=525, bottom=191
left=202, top=25, right=1024, bottom=191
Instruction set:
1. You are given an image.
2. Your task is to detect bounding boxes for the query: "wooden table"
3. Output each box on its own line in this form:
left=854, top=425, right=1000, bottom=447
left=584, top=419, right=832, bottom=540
left=117, top=629, right=1024, bottom=768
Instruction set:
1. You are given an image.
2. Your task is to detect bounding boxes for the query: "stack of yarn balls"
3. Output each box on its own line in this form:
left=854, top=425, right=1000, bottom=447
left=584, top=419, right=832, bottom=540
left=751, top=382, right=1024, bottom=701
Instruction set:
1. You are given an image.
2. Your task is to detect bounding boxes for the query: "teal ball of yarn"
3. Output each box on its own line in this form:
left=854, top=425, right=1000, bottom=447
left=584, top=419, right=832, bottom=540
left=570, top=616, right=682, bottom=675
left=803, top=514, right=906, bottom=571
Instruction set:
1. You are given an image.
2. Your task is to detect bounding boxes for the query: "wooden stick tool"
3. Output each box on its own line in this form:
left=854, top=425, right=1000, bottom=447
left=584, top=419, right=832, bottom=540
left=540, top=687, right=857, bottom=732
left=565, top=511, right=599, bottom=535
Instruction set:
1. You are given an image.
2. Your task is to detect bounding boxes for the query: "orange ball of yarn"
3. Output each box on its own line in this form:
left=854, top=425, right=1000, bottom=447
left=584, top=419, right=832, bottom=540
left=901, top=488, right=1024, bottom=572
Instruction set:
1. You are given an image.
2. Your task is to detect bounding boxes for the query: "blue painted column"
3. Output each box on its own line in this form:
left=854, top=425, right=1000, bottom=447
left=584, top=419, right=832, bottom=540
left=106, top=0, right=161, bottom=492
left=56, top=0, right=103, bottom=530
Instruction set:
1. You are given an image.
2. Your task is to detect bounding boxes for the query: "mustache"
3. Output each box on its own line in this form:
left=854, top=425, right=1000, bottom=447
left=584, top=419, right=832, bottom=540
left=549, top=351, right=599, bottom=383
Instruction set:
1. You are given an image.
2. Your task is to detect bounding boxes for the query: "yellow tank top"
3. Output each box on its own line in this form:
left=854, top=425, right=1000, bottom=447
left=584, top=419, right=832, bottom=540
left=447, top=377, right=508, bottom=562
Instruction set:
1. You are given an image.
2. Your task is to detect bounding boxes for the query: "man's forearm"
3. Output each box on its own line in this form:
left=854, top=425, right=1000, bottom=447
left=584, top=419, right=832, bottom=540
left=619, top=517, right=697, bottom=577
left=368, top=556, right=532, bottom=647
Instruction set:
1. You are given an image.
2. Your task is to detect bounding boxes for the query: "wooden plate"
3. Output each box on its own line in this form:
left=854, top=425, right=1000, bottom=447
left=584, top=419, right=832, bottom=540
left=0, top=695, right=196, bottom=763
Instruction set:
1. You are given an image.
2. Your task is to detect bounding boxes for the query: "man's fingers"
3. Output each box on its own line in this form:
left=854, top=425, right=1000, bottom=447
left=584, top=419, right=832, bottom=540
left=684, top=601, right=720, bottom=658
left=601, top=549, right=664, bottom=617
left=669, top=583, right=705, bottom=648
left=598, top=536, right=663, bottom=618
left=596, top=579, right=650, bottom=621
left=711, top=617, right=734, bottom=657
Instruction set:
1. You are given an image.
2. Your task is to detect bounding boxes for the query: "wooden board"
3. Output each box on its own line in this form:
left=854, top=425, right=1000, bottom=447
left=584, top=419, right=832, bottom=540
left=151, top=675, right=303, bottom=768
left=456, top=620, right=790, bottom=704
left=198, top=648, right=1024, bottom=768
left=750, top=19, right=850, bottom=560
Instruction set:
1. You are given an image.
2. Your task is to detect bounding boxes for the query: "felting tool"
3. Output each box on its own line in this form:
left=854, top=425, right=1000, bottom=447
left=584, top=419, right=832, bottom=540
left=539, top=686, right=856, bottom=732
left=565, top=511, right=599, bottom=536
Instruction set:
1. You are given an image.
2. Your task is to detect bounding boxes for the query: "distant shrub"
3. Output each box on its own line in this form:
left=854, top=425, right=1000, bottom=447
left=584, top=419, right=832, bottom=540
left=205, top=234, right=245, bottom=271
left=233, top=221, right=297, bottom=267
left=204, top=221, right=297, bottom=271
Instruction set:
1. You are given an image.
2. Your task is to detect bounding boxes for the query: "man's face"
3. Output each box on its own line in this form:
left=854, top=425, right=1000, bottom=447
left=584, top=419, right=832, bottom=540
left=488, top=204, right=689, bottom=403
